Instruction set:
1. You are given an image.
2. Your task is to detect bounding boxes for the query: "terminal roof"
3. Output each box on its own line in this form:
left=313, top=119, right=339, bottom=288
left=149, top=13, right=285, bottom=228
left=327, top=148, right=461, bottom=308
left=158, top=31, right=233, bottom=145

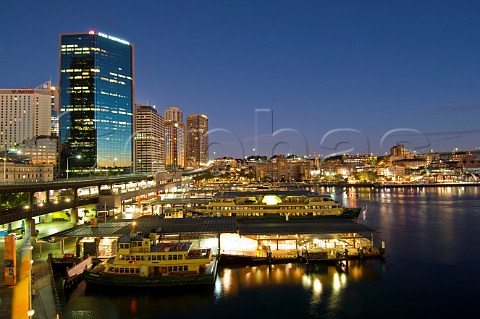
left=40, top=216, right=374, bottom=242
left=40, top=216, right=238, bottom=242
left=236, top=218, right=375, bottom=235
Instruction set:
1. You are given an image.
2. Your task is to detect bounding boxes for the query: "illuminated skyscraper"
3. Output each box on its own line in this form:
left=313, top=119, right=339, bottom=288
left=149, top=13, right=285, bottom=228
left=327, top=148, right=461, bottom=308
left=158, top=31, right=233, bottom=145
left=59, top=31, right=134, bottom=176
left=186, top=114, right=208, bottom=168
left=134, top=104, right=165, bottom=174
left=164, top=106, right=185, bottom=171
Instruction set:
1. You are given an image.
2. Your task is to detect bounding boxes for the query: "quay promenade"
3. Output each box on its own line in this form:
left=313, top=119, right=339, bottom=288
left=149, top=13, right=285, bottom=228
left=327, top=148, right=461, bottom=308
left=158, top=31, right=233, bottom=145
left=0, top=221, right=75, bottom=319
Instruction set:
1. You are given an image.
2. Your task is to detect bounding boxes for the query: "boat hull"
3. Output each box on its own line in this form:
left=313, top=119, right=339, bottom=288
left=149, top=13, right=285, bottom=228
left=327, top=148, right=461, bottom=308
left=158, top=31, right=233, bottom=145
left=84, top=271, right=216, bottom=287
left=233, top=208, right=362, bottom=220
left=84, top=260, right=218, bottom=288
left=336, top=208, right=361, bottom=219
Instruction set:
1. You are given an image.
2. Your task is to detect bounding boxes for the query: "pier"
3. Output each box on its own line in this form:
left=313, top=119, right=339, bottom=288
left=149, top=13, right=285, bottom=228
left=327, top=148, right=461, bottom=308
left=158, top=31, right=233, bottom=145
left=40, top=216, right=384, bottom=269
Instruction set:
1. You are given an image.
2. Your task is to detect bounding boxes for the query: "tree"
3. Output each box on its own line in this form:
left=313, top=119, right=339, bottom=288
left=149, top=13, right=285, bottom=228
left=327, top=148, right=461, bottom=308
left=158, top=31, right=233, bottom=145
left=0, top=192, right=29, bottom=210
left=354, top=171, right=378, bottom=182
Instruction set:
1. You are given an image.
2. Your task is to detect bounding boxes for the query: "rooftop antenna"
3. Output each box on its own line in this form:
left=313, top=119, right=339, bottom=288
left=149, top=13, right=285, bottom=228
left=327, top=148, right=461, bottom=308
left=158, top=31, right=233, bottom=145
left=35, top=80, right=51, bottom=90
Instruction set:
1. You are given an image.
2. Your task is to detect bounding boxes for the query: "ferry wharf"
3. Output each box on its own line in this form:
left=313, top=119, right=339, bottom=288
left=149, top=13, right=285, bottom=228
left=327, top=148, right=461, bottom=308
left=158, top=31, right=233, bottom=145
left=41, top=216, right=384, bottom=268
left=222, top=218, right=384, bottom=266
left=0, top=216, right=384, bottom=318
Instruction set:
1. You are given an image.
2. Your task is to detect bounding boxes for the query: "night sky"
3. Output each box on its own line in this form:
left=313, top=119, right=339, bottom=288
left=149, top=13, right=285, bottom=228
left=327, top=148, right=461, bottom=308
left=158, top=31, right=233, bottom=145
left=2, top=0, right=480, bottom=158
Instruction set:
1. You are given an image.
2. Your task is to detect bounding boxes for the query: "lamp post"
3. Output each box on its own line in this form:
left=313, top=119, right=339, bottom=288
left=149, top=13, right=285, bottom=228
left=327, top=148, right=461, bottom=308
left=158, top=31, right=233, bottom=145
left=66, top=155, right=81, bottom=180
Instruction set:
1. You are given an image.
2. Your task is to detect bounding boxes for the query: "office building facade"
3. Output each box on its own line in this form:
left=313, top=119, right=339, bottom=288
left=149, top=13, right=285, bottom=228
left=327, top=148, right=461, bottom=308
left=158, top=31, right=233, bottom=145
left=134, top=104, right=165, bottom=174
left=17, top=135, right=59, bottom=174
left=59, top=31, right=134, bottom=176
left=186, top=114, right=208, bottom=168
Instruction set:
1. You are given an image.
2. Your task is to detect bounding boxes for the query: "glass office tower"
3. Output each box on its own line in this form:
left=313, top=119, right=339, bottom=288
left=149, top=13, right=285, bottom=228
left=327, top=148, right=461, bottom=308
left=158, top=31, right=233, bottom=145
left=59, top=31, right=134, bottom=176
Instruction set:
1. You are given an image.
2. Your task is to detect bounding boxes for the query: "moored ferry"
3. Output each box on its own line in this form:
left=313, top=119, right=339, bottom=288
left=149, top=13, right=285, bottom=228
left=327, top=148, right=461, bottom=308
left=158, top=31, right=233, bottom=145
left=84, top=231, right=217, bottom=287
left=206, top=189, right=360, bottom=219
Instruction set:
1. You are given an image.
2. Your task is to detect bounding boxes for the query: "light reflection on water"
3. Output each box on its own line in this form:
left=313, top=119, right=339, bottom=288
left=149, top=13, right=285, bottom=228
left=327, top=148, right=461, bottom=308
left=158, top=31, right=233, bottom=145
left=63, top=186, right=480, bottom=319
left=64, top=261, right=383, bottom=319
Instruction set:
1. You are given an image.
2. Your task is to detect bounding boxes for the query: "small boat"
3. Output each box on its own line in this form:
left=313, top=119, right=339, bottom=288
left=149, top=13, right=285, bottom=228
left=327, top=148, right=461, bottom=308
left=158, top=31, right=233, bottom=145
left=83, top=232, right=218, bottom=287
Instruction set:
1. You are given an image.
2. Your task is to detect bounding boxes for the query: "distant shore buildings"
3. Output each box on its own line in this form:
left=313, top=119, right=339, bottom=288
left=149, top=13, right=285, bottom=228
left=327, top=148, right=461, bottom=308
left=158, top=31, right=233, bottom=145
left=204, top=145, right=480, bottom=185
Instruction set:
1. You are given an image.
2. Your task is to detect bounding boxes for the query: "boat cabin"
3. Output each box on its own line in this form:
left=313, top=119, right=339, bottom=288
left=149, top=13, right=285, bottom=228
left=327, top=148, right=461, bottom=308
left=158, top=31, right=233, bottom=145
left=103, top=232, right=212, bottom=277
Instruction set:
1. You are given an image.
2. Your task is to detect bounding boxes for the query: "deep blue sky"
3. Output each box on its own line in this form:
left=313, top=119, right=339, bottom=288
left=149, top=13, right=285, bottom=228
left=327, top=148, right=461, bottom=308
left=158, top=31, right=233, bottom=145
left=2, top=0, right=480, bottom=158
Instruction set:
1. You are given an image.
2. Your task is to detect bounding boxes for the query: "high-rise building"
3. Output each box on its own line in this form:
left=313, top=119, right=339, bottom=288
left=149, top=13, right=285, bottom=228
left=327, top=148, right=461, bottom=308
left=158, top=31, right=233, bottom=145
left=390, top=144, right=413, bottom=157
left=186, top=114, right=208, bottom=168
left=59, top=31, right=134, bottom=177
left=134, top=104, right=165, bottom=174
left=164, top=106, right=185, bottom=171
left=0, top=84, right=58, bottom=149
left=164, top=106, right=183, bottom=123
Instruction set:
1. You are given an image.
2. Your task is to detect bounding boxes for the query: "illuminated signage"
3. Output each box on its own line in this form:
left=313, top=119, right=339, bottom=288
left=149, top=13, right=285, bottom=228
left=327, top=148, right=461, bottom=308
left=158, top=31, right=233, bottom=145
left=97, top=32, right=130, bottom=45
left=11, top=90, right=34, bottom=94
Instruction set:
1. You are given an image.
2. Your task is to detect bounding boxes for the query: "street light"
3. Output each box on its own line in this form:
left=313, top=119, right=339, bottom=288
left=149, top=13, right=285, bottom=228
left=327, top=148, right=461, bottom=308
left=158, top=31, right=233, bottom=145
left=66, top=155, right=81, bottom=180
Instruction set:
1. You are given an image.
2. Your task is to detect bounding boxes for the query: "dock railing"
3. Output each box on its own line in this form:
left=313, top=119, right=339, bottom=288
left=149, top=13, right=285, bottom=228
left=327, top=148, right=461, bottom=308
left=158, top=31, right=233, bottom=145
left=47, top=254, right=63, bottom=319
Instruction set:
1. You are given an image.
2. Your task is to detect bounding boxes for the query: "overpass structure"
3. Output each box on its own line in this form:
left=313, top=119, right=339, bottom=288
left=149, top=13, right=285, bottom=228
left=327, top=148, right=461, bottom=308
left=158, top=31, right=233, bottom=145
left=0, top=172, right=188, bottom=226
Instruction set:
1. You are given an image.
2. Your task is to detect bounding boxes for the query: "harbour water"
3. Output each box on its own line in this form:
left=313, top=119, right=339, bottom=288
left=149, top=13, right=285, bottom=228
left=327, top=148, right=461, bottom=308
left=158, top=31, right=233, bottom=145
left=62, top=186, right=480, bottom=318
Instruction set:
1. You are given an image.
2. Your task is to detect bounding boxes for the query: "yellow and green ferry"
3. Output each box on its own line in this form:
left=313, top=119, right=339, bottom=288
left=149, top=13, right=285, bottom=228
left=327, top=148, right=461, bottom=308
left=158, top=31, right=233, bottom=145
left=206, top=190, right=361, bottom=219
left=84, top=232, right=217, bottom=287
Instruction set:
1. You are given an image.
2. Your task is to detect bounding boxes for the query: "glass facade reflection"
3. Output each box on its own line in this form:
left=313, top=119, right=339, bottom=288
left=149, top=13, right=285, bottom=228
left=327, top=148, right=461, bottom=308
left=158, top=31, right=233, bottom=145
left=59, top=31, right=133, bottom=176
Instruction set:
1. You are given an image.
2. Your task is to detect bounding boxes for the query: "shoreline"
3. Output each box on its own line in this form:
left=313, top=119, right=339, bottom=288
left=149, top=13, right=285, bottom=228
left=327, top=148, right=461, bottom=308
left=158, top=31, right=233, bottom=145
left=314, top=182, right=480, bottom=188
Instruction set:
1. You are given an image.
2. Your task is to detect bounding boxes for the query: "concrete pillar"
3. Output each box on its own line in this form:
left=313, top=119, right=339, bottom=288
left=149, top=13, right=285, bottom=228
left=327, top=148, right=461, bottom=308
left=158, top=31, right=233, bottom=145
left=25, top=217, right=32, bottom=241
left=71, top=188, right=78, bottom=225
left=29, top=192, right=34, bottom=219
left=345, top=248, right=349, bottom=272
left=75, top=238, right=80, bottom=258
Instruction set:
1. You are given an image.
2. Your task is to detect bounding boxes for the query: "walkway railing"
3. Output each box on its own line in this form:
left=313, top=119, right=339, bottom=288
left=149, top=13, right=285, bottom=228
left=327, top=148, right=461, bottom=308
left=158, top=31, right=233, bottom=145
left=47, top=254, right=63, bottom=319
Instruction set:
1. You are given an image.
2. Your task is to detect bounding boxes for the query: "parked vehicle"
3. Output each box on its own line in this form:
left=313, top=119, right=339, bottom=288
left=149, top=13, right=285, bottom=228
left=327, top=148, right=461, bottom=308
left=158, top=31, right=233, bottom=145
left=52, top=211, right=71, bottom=221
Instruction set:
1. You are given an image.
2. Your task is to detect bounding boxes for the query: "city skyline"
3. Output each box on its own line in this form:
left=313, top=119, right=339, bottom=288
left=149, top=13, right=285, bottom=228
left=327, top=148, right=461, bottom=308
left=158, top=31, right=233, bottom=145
left=2, top=1, right=480, bottom=158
